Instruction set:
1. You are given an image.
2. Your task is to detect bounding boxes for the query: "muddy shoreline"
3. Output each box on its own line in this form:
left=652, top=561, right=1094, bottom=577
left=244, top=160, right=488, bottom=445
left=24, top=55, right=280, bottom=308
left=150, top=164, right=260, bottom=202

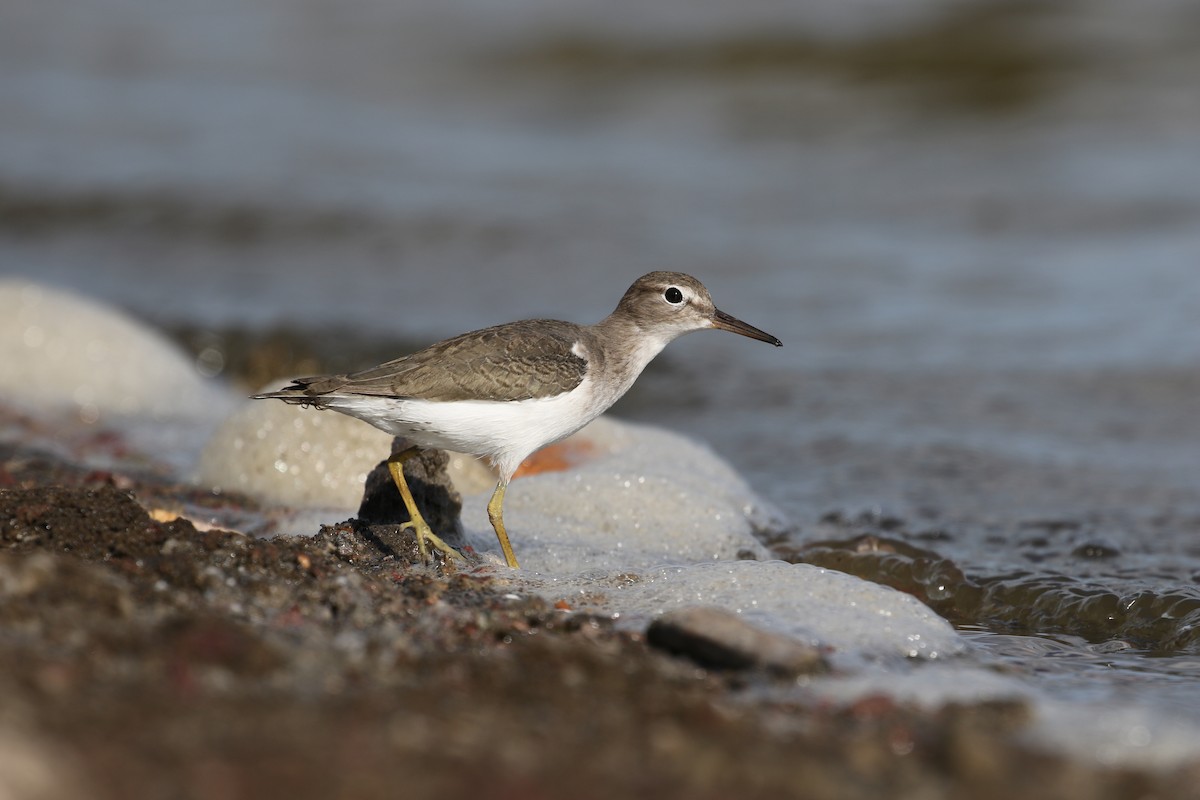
left=3, top=436, right=1199, bottom=800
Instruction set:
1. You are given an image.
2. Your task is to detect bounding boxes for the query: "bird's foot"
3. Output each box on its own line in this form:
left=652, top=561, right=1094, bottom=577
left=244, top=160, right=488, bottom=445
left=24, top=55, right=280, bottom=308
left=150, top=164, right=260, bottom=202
left=399, top=519, right=467, bottom=565
left=387, top=448, right=467, bottom=567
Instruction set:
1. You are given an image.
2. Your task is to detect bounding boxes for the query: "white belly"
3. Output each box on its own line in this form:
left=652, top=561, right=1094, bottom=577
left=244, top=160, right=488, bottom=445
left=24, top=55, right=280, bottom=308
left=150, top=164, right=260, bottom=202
left=321, top=376, right=606, bottom=480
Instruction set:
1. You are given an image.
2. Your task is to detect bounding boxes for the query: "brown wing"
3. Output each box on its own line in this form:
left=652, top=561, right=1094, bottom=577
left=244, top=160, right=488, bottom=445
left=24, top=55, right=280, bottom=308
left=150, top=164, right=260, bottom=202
left=269, top=319, right=588, bottom=403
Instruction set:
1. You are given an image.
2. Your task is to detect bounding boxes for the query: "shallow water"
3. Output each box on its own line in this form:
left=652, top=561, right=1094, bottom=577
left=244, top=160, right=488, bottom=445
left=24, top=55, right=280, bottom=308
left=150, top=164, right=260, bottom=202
left=3, top=0, right=1200, bottom=744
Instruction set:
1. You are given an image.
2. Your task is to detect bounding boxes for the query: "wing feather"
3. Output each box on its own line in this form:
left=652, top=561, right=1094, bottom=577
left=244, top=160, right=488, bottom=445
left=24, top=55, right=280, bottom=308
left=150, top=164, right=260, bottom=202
left=266, top=320, right=588, bottom=403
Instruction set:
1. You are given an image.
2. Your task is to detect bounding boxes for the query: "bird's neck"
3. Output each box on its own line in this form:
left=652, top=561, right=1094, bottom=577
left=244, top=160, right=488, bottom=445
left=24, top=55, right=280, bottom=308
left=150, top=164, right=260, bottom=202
left=591, top=310, right=675, bottom=390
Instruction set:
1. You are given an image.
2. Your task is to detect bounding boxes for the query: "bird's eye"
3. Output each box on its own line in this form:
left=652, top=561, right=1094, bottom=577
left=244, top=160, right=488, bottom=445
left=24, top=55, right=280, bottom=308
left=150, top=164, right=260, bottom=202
left=663, top=287, right=684, bottom=305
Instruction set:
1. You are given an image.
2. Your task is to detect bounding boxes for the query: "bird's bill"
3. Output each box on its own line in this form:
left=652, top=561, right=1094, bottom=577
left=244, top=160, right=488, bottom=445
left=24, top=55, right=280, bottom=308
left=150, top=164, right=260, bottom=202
left=711, top=309, right=783, bottom=347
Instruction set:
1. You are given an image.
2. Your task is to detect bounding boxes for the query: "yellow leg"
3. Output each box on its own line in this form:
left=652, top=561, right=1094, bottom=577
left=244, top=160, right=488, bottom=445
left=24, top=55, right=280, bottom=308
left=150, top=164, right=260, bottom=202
left=387, top=448, right=465, bottom=564
left=487, top=481, right=520, bottom=569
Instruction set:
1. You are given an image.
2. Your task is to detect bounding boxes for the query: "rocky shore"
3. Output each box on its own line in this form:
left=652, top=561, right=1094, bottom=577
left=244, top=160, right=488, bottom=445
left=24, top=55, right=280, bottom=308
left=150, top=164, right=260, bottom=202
left=3, top=435, right=1200, bottom=800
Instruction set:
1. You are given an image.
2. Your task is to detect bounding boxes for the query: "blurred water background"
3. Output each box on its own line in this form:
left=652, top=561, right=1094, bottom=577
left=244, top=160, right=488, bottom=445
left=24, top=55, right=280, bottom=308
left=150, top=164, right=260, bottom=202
left=3, top=0, right=1200, bottom=737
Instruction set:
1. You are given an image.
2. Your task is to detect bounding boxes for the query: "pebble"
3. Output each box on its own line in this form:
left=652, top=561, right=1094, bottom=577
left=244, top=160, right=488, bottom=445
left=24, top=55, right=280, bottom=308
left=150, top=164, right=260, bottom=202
left=647, top=606, right=828, bottom=677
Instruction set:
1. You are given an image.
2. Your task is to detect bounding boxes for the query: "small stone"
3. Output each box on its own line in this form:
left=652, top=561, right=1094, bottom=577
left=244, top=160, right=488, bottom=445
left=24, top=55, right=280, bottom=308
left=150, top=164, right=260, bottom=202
left=356, top=438, right=464, bottom=548
left=646, top=606, right=828, bottom=677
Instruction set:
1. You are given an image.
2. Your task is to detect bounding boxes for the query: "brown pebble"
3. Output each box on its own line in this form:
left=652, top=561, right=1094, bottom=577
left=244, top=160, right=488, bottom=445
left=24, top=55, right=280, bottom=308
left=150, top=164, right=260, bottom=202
left=646, top=606, right=828, bottom=677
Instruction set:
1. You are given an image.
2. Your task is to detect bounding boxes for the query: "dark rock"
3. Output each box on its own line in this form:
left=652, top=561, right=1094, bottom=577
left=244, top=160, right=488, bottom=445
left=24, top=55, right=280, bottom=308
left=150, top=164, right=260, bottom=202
left=647, top=606, right=828, bottom=677
left=356, top=438, right=463, bottom=548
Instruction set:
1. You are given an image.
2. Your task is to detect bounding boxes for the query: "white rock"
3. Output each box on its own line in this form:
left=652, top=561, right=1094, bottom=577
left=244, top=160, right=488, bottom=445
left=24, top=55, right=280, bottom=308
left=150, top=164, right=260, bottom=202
left=0, top=279, right=229, bottom=423
left=198, top=389, right=496, bottom=511
left=526, top=561, right=965, bottom=664
left=197, top=391, right=395, bottom=509
left=460, top=417, right=785, bottom=571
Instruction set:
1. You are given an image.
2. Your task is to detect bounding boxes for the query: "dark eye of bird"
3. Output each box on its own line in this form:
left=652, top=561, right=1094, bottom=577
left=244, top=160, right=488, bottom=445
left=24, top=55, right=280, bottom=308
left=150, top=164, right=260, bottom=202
left=664, top=287, right=684, bottom=304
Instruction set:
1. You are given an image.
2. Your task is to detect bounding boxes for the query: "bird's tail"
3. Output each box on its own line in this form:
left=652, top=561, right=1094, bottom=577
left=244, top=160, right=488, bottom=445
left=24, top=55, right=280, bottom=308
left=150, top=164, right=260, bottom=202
left=251, top=376, right=341, bottom=404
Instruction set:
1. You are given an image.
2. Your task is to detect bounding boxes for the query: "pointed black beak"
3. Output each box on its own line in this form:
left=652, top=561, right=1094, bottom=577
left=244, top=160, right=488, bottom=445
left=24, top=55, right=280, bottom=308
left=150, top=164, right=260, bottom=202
left=711, top=309, right=782, bottom=347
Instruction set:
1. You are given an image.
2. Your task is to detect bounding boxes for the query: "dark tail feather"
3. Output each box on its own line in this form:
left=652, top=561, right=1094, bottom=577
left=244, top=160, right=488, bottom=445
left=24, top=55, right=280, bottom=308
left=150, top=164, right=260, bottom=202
left=250, top=390, right=312, bottom=404
left=250, top=375, right=343, bottom=403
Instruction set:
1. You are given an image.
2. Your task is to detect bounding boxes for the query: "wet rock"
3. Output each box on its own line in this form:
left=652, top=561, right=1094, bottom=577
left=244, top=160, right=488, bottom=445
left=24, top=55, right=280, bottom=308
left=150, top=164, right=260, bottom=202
left=356, top=438, right=464, bottom=547
left=647, top=606, right=828, bottom=677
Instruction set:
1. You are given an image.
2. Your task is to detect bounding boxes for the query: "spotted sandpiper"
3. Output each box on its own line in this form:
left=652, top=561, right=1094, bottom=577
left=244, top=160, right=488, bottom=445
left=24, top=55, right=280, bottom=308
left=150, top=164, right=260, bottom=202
left=254, top=271, right=781, bottom=568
